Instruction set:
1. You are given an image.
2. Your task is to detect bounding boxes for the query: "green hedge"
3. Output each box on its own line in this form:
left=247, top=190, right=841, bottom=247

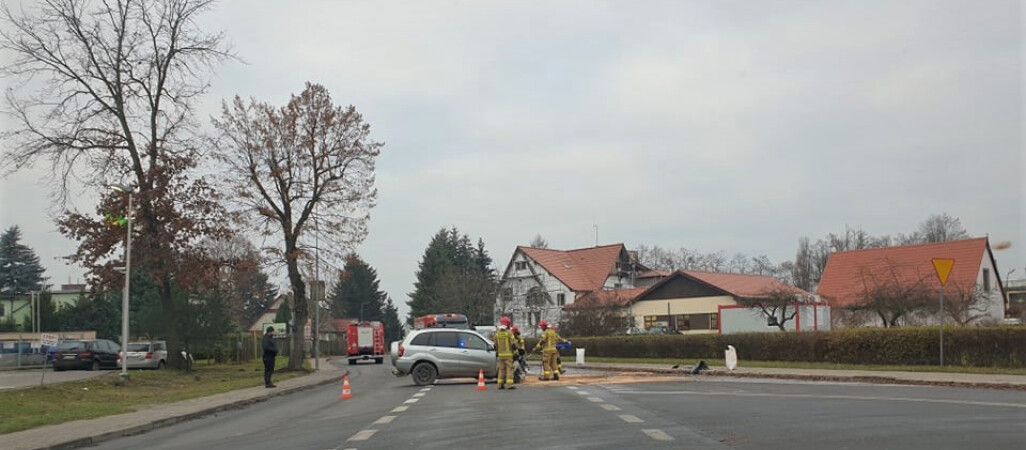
left=529, top=327, right=1026, bottom=368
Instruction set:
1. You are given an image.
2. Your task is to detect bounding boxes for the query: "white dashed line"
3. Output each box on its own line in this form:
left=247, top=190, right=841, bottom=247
left=391, top=406, right=409, bottom=413
left=576, top=390, right=590, bottom=396
left=600, top=404, right=621, bottom=411
left=413, top=392, right=426, bottom=397
left=643, top=429, right=674, bottom=441
left=403, top=398, right=419, bottom=404
left=567, top=386, right=579, bottom=390
left=420, top=387, right=432, bottom=392
left=347, top=429, right=378, bottom=441
left=587, top=397, right=604, bottom=403
left=373, top=415, right=396, bottom=425
left=619, top=415, right=644, bottom=423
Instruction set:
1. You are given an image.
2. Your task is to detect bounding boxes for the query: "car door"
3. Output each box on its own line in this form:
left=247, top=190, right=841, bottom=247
left=104, top=340, right=120, bottom=367
left=427, top=331, right=464, bottom=377
left=457, top=332, right=495, bottom=378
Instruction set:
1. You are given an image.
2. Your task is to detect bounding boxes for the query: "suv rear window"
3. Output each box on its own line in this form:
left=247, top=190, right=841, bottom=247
left=127, top=343, right=150, bottom=352
left=58, top=341, right=85, bottom=351
left=410, top=333, right=432, bottom=346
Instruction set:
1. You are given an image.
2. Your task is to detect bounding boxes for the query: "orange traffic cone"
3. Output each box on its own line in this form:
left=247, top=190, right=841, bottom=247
left=340, top=375, right=353, bottom=400
left=476, top=369, right=487, bottom=391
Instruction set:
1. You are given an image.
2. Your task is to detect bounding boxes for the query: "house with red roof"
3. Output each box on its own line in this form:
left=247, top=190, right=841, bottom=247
left=495, top=243, right=644, bottom=334
left=817, top=237, right=1006, bottom=327
left=566, top=269, right=822, bottom=334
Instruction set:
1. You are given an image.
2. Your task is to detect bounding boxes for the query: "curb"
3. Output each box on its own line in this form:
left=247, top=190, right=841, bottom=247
left=32, top=369, right=348, bottom=450
left=585, top=365, right=1026, bottom=391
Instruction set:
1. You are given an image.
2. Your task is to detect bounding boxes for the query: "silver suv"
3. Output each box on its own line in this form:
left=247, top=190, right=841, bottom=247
left=390, top=328, right=498, bottom=386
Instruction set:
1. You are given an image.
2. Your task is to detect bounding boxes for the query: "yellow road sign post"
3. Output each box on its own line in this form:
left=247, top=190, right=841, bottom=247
left=931, top=258, right=955, bottom=366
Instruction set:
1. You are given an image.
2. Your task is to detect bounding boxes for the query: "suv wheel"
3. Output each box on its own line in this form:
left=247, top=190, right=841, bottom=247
left=157, top=360, right=166, bottom=370
left=411, top=362, right=437, bottom=386
left=90, top=360, right=100, bottom=371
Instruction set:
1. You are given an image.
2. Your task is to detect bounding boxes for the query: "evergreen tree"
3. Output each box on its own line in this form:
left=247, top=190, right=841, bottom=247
left=274, top=297, right=293, bottom=330
left=0, top=226, right=46, bottom=298
left=329, top=254, right=386, bottom=321
left=382, top=296, right=404, bottom=344
left=407, top=227, right=497, bottom=324
left=407, top=229, right=457, bottom=320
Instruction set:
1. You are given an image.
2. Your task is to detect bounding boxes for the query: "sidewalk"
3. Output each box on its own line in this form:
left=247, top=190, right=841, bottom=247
left=578, top=362, right=1026, bottom=389
left=0, top=358, right=347, bottom=450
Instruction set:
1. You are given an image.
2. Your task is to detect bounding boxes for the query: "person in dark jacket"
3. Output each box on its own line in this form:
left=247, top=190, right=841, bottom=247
left=262, top=326, right=278, bottom=388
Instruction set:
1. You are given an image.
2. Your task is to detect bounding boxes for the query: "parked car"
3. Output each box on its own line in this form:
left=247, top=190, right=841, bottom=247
left=118, top=341, right=195, bottom=369
left=390, top=328, right=498, bottom=386
left=623, top=327, right=647, bottom=335
left=53, top=339, right=121, bottom=371
left=647, top=325, right=675, bottom=335
left=123, top=341, right=169, bottom=370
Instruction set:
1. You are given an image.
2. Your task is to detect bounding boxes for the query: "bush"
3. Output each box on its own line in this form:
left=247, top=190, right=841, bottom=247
left=559, top=326, right=1026, bottom=368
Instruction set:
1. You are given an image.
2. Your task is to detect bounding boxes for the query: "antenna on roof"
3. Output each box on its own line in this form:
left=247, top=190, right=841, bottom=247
left=593, top=218, right=598, bottom=247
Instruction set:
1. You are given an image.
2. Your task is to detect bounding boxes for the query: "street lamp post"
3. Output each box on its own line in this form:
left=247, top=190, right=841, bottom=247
left=111, top=184, right=134, bottom=378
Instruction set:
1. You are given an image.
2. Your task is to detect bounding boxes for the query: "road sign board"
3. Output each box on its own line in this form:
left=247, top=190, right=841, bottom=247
left=39, top=333, right=59, bottom=347
left=931, top=258, right=955, bottom=286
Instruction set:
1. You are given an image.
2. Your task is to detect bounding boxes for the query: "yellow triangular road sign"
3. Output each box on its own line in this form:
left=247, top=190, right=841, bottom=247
left=931, top=258, right=955, bottom=286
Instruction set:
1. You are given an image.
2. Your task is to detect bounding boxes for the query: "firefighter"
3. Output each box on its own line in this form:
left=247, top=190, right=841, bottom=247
left=511, top=325, right=526, bottom=380
left=532, top=320, right=566, bottom=381
left=494, top=317, right=517, bottom=390
left=552, top=324, right=567, bottom=375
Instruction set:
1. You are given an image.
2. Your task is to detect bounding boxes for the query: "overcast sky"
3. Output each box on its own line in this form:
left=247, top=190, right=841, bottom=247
left=1, top=0, right=1023, bottom=320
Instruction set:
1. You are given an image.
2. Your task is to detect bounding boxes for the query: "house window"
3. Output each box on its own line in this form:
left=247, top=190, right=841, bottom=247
left=515, top=261, right=528, bottom=271
left=557, top=293, right=565, bottom=306
left=644, top=316, right=658, bottom=328
left=710, top=313, right=719, bottom=330
left=983, top=268, right=991, bottom=292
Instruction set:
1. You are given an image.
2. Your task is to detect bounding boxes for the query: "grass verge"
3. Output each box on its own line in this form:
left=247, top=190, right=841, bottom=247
left=574, top=356, right=1026, bottom=376
left=0, top=357, right=307, bottom=435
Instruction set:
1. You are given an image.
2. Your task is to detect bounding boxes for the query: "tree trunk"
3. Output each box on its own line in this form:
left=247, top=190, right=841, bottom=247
left=286, top=241, right=307, bottom=371
left=159, top=274, right=187, bottom=370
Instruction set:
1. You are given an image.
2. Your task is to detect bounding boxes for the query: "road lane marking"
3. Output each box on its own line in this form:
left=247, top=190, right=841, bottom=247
left=391, top=406, right=409, bottom=413
left=618, top=390, right=1026, bottom=409
left=420, top=387, right=431, bottom=392
left=373, top=415, right=396, bottom=425
left=619, top=415, right=643, bottom=423
left=600, top=404, right=621, bottom=411
left=567, top=386, right=579, bottom=390
left=347, top=429, right=378, bottom=441
left=587, top=397, right=604, bottom=403
left=642, top=429, right=674, bottom=441
left=403, top=398, right=419, bottom=404
left=413, top=392, right=426, bottom=397
left=576, top=390, right=590, bottom=395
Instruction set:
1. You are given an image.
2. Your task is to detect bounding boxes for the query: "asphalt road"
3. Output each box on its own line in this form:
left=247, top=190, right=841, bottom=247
left=0, top=367, right=110, bottom=389
left=92, top=362, right=1026, bottom=450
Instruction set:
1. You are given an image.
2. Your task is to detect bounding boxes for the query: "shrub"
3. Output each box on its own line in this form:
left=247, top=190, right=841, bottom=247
left=558, top=326, right=1026, bottom=368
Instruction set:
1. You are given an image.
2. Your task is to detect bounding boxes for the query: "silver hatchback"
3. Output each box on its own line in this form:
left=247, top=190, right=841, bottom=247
left=390, top=328, right=497, bottom=386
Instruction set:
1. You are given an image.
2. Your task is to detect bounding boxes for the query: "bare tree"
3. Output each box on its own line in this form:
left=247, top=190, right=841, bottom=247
left=941, top=283, right=991, bottom=326
left=917, top=213, right=969, bottom=243
left=850, top=259, right=933, bottom=327
left=560, top=303, right=629, bottom=336
left=792, top=237, right=814, bottom=292
left=1, top=0, right=230, bottom=369
left=734, top=287, right=808, bottom=332
left=528, top=234, right=549, bottom=249
left=212, top=83, right=381, bottom=370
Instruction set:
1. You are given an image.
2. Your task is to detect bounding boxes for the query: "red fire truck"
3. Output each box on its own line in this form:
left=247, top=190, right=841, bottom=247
left=346, top=321, right=385, bottom=365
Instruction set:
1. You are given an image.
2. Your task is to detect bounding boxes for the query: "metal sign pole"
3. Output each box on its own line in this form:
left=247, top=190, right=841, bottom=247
left=939, top=285, right=944, bottom=367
